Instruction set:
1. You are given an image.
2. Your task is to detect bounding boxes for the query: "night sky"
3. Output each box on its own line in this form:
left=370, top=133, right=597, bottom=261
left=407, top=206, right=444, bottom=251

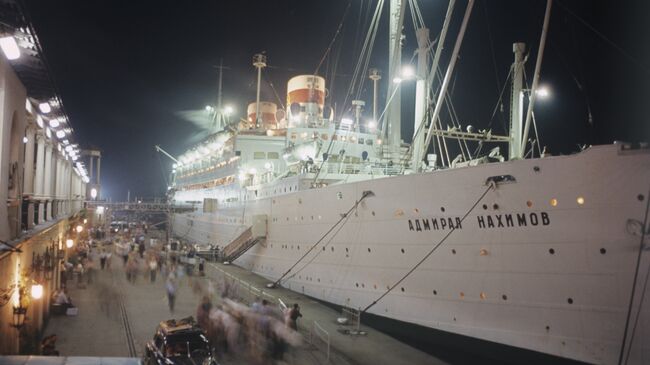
left=22, top=0, right=649, bottom=200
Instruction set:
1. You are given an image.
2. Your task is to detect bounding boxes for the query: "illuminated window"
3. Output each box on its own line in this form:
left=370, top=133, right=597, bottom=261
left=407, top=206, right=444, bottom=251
left=550, top=198, right=558, bottom=207
left=576, top=196, right=585, bottom=205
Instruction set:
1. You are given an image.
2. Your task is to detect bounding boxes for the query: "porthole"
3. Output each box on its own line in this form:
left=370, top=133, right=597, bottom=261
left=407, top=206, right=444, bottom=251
left=600, top=248, right=606, bottom=254
left=371, top=211, right=376, bottom=216
left=459, top=292, right=465, bottom=298
left=567, top=298, right=573, bottom=304
left=400, top=248, right=405, bottom=254
left=533, top=166, right=540, bottom=172
left=367, top=248, right=371, bottom=253
left=440, top=207, right=446, bottom=212
left=482, top=204, right=488, bottom=210
left=576, top=196, right=585, bottom=205
left=638, top=194, right=645, bottom=201
left=526, top=200, right=533, bottom=208
left=433, top=290, right=437, bottom=295
left=480, top=249, right=488, bottom=256
left=550, top=198, right=558, bottom=207
left=331, top=247, right=334, bottom=252
left=401, top=287, right=405, bottom=292
left=373, top=284, right=377, bottom=289
left=549, top=248, right=555, bottom=255
left=298, top=198, right=302, bottom=204
left=311, top=216, right=314, bottom=220
left=355, top=283, right=359, bottom=287
left=493, top=203, right=499, bottom=210
left=395, top=209, right=404, bottom=217
left=502, top=294, right=508, bottom=301
left=451, top=249, right=456, bottom=255
left=414, top=208, right=419, bottom=214
left=345, top=247, right=349, bottom=253
left=480, top=292, right=487, bottom=300
left=322, top=247, right=325, bottom=251
left=361, top=284, right=365, bottom=288
left=545, top=325, right=550, bottom=331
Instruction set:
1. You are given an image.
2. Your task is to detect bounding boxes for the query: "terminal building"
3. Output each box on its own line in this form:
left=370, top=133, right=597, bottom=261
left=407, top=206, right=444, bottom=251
left=0, top=1, right=95, bottom=354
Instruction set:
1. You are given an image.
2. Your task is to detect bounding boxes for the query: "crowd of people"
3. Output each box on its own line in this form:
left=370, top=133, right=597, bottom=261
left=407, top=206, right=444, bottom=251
left=195, top=294, right=303, bottom=363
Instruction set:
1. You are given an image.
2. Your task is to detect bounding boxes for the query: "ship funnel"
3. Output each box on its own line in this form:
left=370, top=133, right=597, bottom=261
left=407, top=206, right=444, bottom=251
left=247, top=101, right=278, bottom=130
left=287, top=75, right=326, bottom=127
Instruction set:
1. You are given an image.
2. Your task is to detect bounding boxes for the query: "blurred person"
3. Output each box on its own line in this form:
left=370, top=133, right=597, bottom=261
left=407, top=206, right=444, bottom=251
left=166, top=273, right=177, bottom=313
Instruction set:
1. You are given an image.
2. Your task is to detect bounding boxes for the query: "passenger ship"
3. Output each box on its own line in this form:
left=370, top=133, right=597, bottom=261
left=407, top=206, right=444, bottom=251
left=168, top=1, right=650, bottom=364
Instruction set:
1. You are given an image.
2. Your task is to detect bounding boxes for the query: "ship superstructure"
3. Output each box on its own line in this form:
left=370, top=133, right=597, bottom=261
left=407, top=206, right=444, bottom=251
left=167, top=1, right=650, bottom=364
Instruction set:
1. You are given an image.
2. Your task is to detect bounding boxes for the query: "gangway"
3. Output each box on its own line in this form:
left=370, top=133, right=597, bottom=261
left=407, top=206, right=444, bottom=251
left=85, top=201, right=195, bottom=213
left=222, top=215, right=267, bottom=262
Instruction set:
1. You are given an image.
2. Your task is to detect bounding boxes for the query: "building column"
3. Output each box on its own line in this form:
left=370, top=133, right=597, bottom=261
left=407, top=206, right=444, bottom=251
left=34, top=133, right=46, bottom=224
left=23, top=127, right=36, bottom=228
left=44, top=142, right=53, bottom=221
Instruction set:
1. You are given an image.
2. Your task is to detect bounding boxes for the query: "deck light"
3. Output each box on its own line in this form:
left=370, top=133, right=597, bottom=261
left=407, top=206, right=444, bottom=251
left=66, top=239, right=74, bottom=248
left=56, top=130, right=65, bottom=139
left=0, top=36, right=20, bottom=60
left=22, top=136, right=28, bottom=143
left=536, top=86, right=550, bottom=98
left=392, top=77, right=402, bottom=84
left=39, top=102, right=51, bottom=114
left=367, top=120, right=377, bottom=130
left=36, top=115, right=44, bottom=128
left=76, top=225, right=83, bottom=233
left=49, top=119, right=60, bottom=128
left=224, top=105, right=234, bottom=115
left=401, top=65, right=415, bottom=79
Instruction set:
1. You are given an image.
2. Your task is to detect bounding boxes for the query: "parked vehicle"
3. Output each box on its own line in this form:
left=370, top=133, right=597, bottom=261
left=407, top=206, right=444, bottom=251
left=144, top=317, right=216, bottom=365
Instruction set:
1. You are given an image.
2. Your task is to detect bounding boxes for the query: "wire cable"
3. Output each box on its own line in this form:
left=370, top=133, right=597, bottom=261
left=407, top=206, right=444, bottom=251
left=273, top=190, right=374, bottom=287
left=362, top=183, right=492, bottom=313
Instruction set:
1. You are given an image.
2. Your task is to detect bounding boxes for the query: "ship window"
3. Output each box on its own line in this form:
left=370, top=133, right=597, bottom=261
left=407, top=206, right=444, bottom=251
left=576, top=196, right=585, bottom=205
left=600, top=248, right=606, bottom=254
left=567, top=298, right=573, bottom=304
left=254, top=152, right=266, bottom=159
left=235, top=150, right=241, bottom=156
left=550, top=198, right=558, bottom=207
left=366, top=139, right=373, bottom=145
left=459, top=292, right=464, bottom=298
left=268, top=152, right=279, bottom=159
left=480, top=292, right=487, bottom=300
left=358, top=138, right=364, bottom=144
left=526, top=200, right=533, bottom=208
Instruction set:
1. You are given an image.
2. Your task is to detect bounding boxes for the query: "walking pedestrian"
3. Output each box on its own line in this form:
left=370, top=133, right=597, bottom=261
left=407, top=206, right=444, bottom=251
left=166, top=273, right=177, bottom=313
left=99, top=249, right=107, bottom=270
left=149, top=257, right=158, bottom=283
left=287, top=303, right=302, bottom=331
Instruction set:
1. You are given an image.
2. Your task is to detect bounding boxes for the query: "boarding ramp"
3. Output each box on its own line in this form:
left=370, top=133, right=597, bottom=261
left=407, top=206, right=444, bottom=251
left=222, top=215, right=267, bottom=262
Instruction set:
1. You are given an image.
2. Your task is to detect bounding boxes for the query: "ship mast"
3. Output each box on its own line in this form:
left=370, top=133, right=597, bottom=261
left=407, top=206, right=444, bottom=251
left=385, top=0, right=406, bottom=153
left=410, top=26, right=429, bottom=172
left=508, top=43, right=526, bottom=160
left=253, top=53, right=267, bottom=129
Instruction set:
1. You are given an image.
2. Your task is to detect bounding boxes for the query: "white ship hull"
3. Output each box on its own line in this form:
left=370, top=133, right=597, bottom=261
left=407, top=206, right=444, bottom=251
left=173, top=144, right=650, bottom=365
